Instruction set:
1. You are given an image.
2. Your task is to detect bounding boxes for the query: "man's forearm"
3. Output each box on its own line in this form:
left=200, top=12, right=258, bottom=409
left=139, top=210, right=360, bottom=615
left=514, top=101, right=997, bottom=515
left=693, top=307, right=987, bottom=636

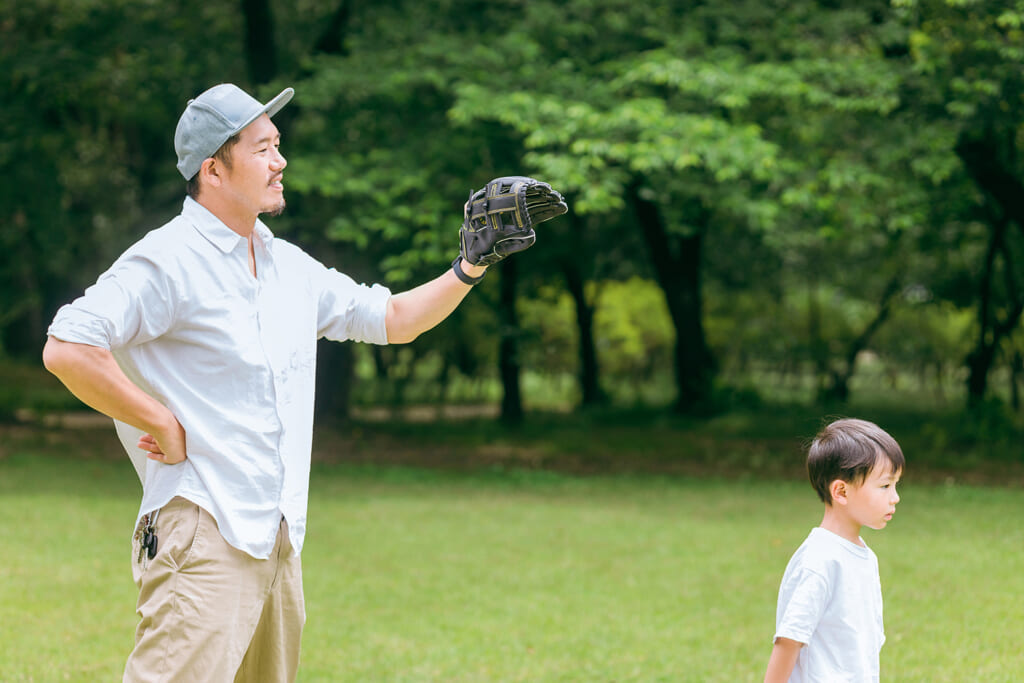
left=385, top=262, right=486, bottom=344
left=42, top=336, right=179, bottom=439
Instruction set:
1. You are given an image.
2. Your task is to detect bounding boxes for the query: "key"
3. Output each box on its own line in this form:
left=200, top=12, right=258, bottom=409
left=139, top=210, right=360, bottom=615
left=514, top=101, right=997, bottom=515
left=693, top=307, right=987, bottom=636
left=135, top=511, right=159, bottom=563
left=137, top=523, right=152, bottom=564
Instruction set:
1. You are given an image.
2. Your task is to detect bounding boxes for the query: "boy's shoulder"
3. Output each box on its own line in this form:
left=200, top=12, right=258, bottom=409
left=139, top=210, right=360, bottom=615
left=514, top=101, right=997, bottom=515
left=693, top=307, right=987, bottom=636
left=787, top=528, right=877, bottom=577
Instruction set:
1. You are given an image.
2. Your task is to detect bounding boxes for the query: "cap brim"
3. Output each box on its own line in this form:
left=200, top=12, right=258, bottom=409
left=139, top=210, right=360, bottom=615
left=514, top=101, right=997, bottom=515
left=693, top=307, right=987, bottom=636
left=234, top=87, right=295, bottom=136
left=263, top=87, right=294, bottom=119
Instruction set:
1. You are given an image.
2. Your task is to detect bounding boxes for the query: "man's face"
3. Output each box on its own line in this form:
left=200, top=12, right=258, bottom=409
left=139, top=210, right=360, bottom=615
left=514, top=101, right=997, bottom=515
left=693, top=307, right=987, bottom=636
left=220, top=113, right=287, bottom=217
left=846, top=461, right=901, bottom=531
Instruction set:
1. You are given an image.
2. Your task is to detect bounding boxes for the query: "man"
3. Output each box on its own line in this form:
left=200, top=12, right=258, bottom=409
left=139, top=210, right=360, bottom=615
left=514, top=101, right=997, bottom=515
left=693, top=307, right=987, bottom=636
left=42, top=83, right=563, bottom=682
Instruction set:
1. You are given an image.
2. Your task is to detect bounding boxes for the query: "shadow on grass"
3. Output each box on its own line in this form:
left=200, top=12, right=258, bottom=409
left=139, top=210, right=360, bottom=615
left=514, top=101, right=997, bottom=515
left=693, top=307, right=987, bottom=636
left=4, top=399, right=1023, bottom=492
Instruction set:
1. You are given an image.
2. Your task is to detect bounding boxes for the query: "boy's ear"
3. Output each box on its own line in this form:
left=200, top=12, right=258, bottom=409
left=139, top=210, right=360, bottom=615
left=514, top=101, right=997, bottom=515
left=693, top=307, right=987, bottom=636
left=829, top=479, right=848, bottom=505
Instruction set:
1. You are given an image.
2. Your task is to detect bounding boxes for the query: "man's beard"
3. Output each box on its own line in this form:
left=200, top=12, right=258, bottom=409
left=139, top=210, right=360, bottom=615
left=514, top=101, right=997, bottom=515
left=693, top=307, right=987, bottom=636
left=263, top=199, right=286, bottom=217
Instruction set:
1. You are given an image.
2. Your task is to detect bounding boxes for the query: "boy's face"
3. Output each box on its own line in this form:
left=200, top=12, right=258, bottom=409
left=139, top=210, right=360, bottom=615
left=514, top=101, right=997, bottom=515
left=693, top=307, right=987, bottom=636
left=844, top=461, right=901, bottom=530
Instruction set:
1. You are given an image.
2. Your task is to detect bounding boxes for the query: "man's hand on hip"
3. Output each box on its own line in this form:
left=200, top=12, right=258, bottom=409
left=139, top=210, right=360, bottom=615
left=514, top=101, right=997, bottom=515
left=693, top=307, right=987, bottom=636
left=138, top=417, right=188, bottom=465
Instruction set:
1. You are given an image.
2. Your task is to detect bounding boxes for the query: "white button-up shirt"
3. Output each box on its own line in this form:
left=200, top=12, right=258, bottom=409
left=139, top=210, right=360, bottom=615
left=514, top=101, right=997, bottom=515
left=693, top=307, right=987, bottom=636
left=48, top=197, right=391, bottom=558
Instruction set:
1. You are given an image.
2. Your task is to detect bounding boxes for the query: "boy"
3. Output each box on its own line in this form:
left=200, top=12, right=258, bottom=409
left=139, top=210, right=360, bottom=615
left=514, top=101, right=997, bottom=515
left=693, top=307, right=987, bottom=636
left=764, top=418, right=904, bottom=683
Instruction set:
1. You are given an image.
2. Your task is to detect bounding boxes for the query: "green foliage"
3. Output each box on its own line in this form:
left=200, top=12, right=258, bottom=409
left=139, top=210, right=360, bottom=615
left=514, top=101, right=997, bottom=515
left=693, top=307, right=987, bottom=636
left=5, top=0, right=1024, bottom=410
left=517, top=284, right=579, bottom=375
left=896, top=0, right=1024, bottom=125
left=0, top=360, right=88, bottom=420
left=593, top=278, right=675, bottom=382
left=514, top=278, right=676, bottom=382
left=874, top=301, right=975, bottom=371
left=0, top=0, right=247, bottom=355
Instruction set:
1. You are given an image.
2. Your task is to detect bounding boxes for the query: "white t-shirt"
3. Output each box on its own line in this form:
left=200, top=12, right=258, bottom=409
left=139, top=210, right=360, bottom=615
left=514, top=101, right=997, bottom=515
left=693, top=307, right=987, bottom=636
left=774, top=527, right=886, bottom=682
left=48, top=197, right=392, bottom=559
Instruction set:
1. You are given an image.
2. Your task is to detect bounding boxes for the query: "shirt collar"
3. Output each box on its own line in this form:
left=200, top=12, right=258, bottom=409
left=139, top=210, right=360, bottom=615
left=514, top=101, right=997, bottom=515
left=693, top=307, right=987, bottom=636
left=181, top=197, right=276, bottom=254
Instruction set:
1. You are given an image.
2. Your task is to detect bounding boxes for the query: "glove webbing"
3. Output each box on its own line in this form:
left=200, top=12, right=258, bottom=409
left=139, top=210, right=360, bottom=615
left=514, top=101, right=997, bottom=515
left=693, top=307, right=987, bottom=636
left=468, top=191, right=524, bottom=231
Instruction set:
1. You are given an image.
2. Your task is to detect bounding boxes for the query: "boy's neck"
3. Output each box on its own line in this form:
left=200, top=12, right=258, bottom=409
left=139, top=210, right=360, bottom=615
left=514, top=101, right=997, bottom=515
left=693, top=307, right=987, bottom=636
left=820, top=507, right=865, bottom=547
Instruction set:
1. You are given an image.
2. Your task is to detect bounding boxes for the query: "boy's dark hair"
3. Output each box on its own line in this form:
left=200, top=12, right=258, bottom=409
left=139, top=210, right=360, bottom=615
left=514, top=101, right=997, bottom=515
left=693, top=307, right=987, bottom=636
left=807, top=418, right=904, bottom=504
left=185, top=132, right=242, bottom=200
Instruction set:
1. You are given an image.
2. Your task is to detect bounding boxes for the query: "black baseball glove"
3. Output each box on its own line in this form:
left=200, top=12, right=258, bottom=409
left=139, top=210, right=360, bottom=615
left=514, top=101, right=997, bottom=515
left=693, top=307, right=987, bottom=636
left=459, top=176, right=568, bottom=267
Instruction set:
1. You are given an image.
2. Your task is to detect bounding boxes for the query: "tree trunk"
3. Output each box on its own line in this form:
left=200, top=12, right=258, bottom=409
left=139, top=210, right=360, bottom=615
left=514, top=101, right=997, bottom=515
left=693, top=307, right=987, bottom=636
left=628, top=181, right=715, bottom=414
left=284, top=3, right=362, bottom=422
left=956, top=131, right=1024, bottom=238
left=1011, top=351, right=1022, bottom=412
left=314, top=339, right=355, bottom=424
left=313, top=0, right=352, bottom=56
left=965, top=214, right=1024, bottom=407
left=240, top=0, right=277, bottom=85
left=498, top=258, right=524, bottom=424
left=562, top=258, right=604, bottom=407
left=966, top=344, right=997, bottom=405
left=820, top=276, right=901, bottom=404
left=957, top=130, right=1024, bottom=406
left=805, top=283, right=829, bottom=398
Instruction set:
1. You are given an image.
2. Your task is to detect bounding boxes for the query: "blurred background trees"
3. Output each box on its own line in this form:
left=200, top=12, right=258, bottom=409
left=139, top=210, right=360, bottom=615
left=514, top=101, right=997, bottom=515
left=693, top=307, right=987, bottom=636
left=3, top=0, right=1022, bottom=423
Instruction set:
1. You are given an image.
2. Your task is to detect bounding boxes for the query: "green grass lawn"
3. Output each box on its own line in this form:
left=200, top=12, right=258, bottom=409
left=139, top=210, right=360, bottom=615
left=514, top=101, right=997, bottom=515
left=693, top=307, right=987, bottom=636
left=1, top=427, right=1022, bottom=682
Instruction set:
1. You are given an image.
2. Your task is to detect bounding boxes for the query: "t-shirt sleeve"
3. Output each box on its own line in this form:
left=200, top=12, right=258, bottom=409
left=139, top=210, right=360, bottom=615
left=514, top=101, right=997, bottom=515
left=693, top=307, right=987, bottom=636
left=47, top=250, right=177, bottom=350
left=775, top=567, right=830, bottom=645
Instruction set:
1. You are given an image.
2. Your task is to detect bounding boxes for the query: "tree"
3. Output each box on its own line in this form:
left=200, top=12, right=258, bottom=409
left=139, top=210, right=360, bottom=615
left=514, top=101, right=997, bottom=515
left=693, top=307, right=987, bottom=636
left=0, top=0, right=250, bottom=357
left=287, top=2, right=560, bottom=421
left=453, top=1, right=941, bottom=412
left=892, top=0, right=1024, bottom=404
left=10, top=0, right=1023, bottom=420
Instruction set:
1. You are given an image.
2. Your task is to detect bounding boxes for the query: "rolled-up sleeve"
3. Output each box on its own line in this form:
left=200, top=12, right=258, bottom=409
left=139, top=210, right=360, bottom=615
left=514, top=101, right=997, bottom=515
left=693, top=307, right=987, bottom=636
left=315, top=266, right=391, bottom=345
left=47, top=252, right=177, bottom=350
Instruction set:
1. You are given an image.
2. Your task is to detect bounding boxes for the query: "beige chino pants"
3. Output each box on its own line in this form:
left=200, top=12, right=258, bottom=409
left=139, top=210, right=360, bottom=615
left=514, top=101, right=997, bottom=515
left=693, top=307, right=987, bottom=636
left=123, top=497, right=305, bottom=683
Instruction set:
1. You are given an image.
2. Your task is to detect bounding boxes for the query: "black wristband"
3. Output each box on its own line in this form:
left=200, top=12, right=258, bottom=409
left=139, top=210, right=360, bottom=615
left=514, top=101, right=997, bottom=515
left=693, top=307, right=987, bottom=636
left=451, top=256, right=486, bottom=285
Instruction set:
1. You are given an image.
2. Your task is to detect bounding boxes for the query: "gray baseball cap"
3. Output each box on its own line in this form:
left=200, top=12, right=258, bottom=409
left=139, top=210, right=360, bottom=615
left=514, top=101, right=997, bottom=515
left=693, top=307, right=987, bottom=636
left=174, top=83, right=294, bottom=180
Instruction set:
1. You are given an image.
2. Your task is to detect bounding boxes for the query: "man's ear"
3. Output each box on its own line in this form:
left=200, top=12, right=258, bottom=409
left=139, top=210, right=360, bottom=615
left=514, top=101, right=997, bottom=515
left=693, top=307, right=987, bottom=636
left=829, top=479, right=848, bottom=505
left=199, top=157, right=223, bottom=188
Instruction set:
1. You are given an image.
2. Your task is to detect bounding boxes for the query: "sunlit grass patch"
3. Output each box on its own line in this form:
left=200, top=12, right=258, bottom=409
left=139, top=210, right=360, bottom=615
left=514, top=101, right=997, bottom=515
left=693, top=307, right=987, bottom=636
left=3, top=452, right=1022, bottom=681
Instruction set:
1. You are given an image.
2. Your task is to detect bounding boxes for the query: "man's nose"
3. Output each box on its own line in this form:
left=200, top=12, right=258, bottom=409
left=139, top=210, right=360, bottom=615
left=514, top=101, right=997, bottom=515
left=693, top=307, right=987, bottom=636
left=272, top=148, right=286, bottom=169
